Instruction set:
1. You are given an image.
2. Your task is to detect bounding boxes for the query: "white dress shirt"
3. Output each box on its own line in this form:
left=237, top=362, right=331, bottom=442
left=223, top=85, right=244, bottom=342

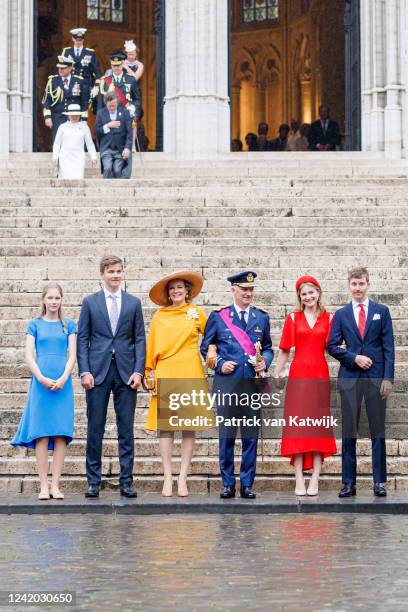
left=352, top=297, right=369, bottom=326
left=104, top=286, right=122, bottom=320
left=103, top=111, right=118, bottom=134
left=233, top=303, right=250, bottom=325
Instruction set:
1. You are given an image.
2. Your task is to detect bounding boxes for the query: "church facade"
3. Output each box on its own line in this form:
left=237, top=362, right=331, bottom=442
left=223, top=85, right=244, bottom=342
left=1, top=0, right=408, bottom=159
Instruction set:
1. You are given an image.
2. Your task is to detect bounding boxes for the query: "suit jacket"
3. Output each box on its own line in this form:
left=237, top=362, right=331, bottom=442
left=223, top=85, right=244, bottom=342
left=62, top=46, right=101, bottom=86
left=42, top=74, right=88, bottom=119
left=94, top=106, right=132, bottom=155
left=200, top=305, right=273, bottom=378
left=77, top=289, right=146, bottom=386
left=327, top=300, right=394, bottom=384
left=308, top=119, right=340, bottom=151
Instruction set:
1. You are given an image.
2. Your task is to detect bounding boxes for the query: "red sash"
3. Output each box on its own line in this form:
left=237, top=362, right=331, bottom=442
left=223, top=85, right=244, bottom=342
left=219, top=308, right=256, bottom=356
left=104, top=76, right=128, bottom=108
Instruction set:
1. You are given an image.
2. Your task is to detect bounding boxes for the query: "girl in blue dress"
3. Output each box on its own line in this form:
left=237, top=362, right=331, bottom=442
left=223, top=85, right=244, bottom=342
left=12, top=283, right=77, bottom=500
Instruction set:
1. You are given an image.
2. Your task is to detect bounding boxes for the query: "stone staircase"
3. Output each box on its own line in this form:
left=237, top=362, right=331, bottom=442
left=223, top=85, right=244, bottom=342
left=1, top=152, right=408, bottom=494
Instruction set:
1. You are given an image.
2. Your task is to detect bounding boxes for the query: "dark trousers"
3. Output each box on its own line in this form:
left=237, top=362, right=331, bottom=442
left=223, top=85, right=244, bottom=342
left=340, top=378, right=387, bottom=485
left=219, top=434, right=258, bottom=488
left=86, top=359, right=137, bottom=487
left=216, top=377, right=259, bottom=488
left=101, top=148, right=125, bottom=179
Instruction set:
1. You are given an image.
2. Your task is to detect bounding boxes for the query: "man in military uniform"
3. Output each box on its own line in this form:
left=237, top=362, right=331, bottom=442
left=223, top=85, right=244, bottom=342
left=62, top=27, right=101, bottom=110
left=98, top=51, right=141, bottom=122
left=42, top=55, right=89, bottom=143
left=200, top=272, right=274, bottom=499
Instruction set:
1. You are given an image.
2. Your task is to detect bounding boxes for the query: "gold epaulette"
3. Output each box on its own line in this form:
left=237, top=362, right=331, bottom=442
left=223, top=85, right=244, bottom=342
left=86, top=47, right=95, bottom=52
left=62, top=47, right=70, bottom=53
left=47, top=74, right=57, bottom=80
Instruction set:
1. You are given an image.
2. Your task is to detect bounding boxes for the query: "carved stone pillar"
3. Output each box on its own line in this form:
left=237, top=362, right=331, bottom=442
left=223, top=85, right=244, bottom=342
left=0, top=1, right=10, bottom=155
left=163, top=0, right=230, bottom=158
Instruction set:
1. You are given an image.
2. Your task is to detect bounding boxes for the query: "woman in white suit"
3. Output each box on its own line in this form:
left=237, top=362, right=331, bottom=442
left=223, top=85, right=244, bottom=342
left=53, top=104, right=97, bottom=179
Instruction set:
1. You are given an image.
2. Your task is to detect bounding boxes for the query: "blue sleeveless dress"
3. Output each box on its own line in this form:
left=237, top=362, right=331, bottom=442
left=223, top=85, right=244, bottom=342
left=11, top=317, right=76, bottom=450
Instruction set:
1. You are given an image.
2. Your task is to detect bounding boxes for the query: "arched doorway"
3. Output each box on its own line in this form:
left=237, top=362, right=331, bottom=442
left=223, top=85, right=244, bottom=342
left=35, top=0, right=165, bottom=151
left=230, top=0, right=361, bottom=151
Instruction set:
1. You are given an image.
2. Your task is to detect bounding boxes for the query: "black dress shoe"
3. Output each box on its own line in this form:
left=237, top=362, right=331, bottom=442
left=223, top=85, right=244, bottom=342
left=120, top=485, right=137, bottom=498
left=240, top=486, right=256, bottom=499
left=374, top=483, right=387, bottom=497
left=220, top=486, right=236, bottom=499
left=338, top=484, right=356, bottom=498
left=85, top=485, right=100, bottom=498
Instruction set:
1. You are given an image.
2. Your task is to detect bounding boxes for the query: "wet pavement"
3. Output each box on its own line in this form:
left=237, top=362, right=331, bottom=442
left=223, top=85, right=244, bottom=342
left=0, top=514, right=408, bottom=611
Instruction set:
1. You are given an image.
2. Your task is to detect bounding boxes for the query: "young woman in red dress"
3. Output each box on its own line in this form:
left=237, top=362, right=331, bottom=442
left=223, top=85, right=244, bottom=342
left=275, top=276, right=337, bottom=496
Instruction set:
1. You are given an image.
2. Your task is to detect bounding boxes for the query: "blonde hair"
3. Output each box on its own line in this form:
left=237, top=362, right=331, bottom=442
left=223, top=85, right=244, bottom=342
left=295, top=282, right=325, bottom=316
left=41, top=283, right=67, bottom=333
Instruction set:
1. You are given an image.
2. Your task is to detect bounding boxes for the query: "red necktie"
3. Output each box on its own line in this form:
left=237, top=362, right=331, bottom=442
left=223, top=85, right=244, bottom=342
left=358, top=304, right=366, bottom=338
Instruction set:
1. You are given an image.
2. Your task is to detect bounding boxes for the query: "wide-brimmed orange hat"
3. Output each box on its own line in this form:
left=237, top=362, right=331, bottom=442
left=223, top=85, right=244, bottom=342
left=149, top=270, right=204, bottom=307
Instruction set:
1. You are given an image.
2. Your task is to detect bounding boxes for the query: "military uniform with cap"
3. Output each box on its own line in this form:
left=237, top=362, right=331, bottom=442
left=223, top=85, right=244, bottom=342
left=42, top=55, right=89, bottom=143
left=98, top=51, right=141, bottom=119
left=200, top=271, right=274, bottom=498
left=62, top=28, right=101, bottom=107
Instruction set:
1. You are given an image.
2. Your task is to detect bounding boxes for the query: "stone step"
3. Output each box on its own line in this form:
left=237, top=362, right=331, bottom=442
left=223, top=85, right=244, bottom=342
left=1, top=454, right=408, bottom=479
left=1, top=438, right=405, bottom=458
left=0, top=451, right=406, bottom=474
left=4, top=474, right=408, bottom=494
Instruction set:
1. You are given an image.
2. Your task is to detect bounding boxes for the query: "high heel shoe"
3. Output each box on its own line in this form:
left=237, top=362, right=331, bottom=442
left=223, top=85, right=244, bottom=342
left=295, top=480, right=307, bottom=496
left=49, top=488, right=64, bottom=500
left=162, top=476, right=173, bottom=497
left=177, top=478, right=189, bottom=497
left=307, top=479, right=319, bottom=496
left=38, top=490, right=50, bottom=500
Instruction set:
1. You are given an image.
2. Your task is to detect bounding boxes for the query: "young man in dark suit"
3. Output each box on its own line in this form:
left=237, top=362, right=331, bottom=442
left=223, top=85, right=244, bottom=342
left=328, top=267, right=394, bottom=497
left=77, top=255, right=146, bottom=498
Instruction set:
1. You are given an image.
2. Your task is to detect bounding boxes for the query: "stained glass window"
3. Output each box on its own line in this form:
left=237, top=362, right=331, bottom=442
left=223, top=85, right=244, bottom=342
left=243, top=0, right=279, bottom=23
left=87, top=0, right=124, bottom=23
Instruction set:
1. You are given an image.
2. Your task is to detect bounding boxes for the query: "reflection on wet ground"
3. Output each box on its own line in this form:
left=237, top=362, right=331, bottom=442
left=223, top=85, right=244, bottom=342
left=1, top=514, right=408, bottom=611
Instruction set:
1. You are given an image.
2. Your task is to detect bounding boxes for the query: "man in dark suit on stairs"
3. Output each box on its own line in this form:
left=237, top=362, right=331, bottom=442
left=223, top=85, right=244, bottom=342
left=94, top=91, right=132, bottom=179
left=328, top=267, right=394, bottom=498
left=77, top=255, right=146, bottom=498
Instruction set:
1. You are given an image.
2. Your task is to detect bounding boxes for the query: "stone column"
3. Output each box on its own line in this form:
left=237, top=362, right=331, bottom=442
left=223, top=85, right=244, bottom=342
left=22, top=0, right=34, bottom=152
left=231, top=84, right=241, bottom=140
left=163, top=0, right=230, bottom=158
left=9, top=0, right=24, bottom=152
left=384, top=0, right=403, bottom=158
left=361, top=0, right=386, bottom=153
left=401, top=0, right=408, bottom=157
left=0, top=0, right=10, bottom=156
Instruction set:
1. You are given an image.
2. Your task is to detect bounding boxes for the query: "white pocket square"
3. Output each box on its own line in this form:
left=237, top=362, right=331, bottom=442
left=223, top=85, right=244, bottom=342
left=373, top=313, right=381, bottom=320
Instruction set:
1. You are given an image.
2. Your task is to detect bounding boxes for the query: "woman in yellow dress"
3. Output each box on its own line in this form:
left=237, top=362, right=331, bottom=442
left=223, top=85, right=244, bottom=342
left=145, top=270, right=210, bottom=498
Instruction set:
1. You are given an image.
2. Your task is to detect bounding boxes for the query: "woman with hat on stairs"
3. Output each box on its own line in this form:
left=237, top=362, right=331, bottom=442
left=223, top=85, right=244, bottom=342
left=52, top=103, right=97, bottom=179
left=274, top=276, right=337, bottom=496
left=144, top=271, right=211, bottom=497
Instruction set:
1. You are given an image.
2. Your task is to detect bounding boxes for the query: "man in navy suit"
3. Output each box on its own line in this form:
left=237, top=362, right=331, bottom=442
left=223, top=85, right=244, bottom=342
left=77, top=255, right=146, bottom=498
left=94, top=91, right=132, bottom=179
left=328, top=267, right=394, bottom=497
left=200, top=272, right=274, bottom=499
left=308, top=104, right=340, bottom=151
